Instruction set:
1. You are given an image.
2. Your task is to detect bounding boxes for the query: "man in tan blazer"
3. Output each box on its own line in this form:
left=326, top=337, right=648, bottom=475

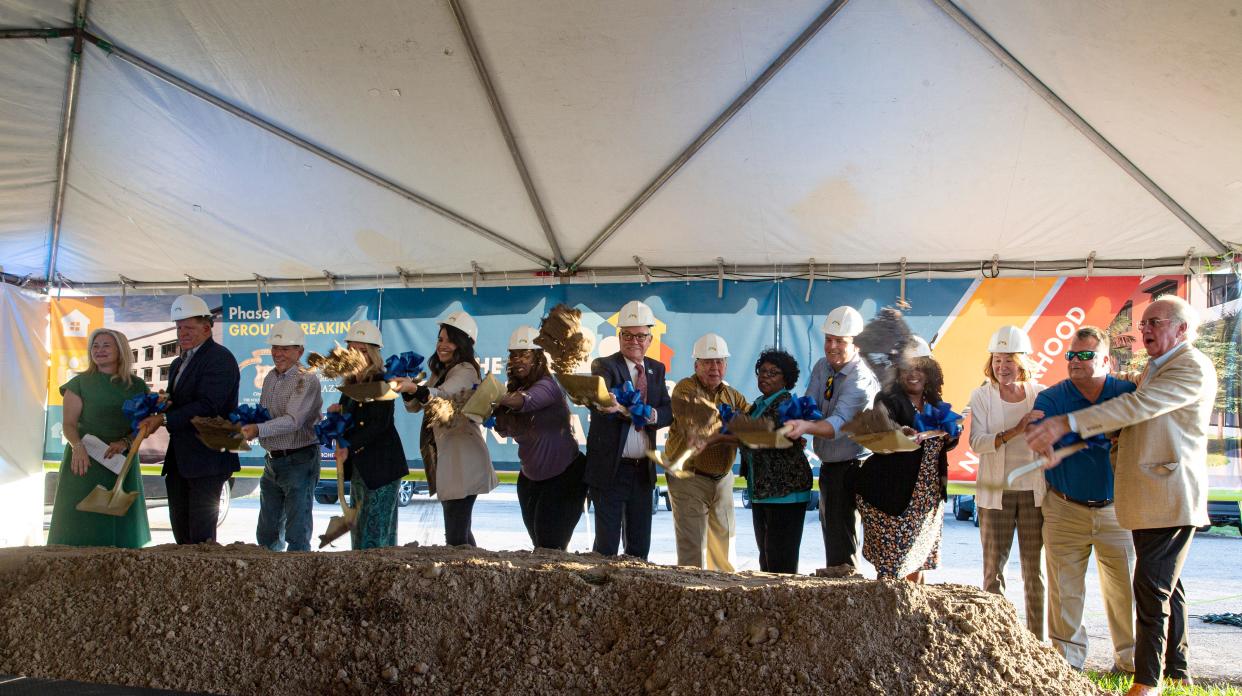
left=1026, top=296, right=1216, bottom=696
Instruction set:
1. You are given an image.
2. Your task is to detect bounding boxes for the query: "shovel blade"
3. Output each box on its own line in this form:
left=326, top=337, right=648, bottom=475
left=318, top=514, right=356, bottom=548
left=75, top=486, right=139, bottom=516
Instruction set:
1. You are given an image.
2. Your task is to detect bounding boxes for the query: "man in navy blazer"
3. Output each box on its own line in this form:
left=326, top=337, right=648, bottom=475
left=585, top=300, right=672, bottom=560
left=139, top=294, right=240, bottom=544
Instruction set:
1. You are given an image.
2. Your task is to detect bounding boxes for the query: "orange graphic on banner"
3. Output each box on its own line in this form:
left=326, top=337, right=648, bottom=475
left=48, top=297, right=105, bottom=406
left=1023, top=277, right=1149, bottom=386
left=933, top=278, right=1057, bottom=481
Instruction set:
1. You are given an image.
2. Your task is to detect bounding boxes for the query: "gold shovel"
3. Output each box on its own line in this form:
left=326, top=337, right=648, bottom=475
left=75, top=430, right=147, bottom=517
left=318, top=453, right=357, bottom=548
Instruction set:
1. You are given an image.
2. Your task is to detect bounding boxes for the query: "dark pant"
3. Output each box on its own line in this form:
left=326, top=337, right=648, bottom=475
left=590, top=459, right=653, bottom=559
left=1131, top=526, right=1195, bottom=686
left=441, top=495, right=478, bottom=546
left=518, top=453, right=588, bottom=550
left=753, top=502, right=806, bottom=574
left=166, top=469, right=231, bottom=545
left=818, top=459, right=862, bottom=568
left=256, top=445, right=320, bottom=552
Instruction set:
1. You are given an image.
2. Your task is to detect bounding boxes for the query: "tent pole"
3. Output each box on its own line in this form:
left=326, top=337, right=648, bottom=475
left=0, top=28, right=75, bottom=39
left=569, top=0, right=852, bottom=270
left=449, top=0, right=566, bottom=270
left=929, top=0, right=1229, bottom=255
left=80, top=33, right=554, bottom=270
left=44, top=0, right=89, bottom=293
left=29, top=254, right=1226, bottom=295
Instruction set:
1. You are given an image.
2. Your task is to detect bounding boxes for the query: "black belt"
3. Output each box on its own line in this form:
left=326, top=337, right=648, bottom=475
left=267, top=444, right=318, bottom=460
left=1049, top=487, right=1113, bottom=509
left=692, top=468, right=728, bottom=481
left=620, top=457, right=647, bottom=466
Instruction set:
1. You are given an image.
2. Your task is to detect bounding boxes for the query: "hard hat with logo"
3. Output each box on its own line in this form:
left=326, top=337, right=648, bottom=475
left=346, top=319, right=384, bottom=348
left=909, top=336, right=932, bottom=358
left=266, top=319, right=305, bottom=347
left=441, top=310, right=478, bottom=343
left=692, top=333, right=730, bottom=359
left=988, top=325, right=1033, bottom=353
left=170, top=294, right=212, bottom=321
left=508, top=325, right=540, bottom=350
left=618, top=300, right=656, bottom=327
left=821, top=306, right=864, bottom=337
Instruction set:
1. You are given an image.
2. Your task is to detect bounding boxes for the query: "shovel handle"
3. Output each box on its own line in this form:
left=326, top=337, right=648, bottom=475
left=110, top=428, right=147, bottom=497
left=334, top=445, right=352, bottom=516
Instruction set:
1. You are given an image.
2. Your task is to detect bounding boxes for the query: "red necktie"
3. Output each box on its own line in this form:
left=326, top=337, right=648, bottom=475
left=634, top=362, right=648, bottom=401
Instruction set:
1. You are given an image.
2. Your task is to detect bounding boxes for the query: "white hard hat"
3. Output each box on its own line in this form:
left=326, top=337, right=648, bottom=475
left=821, top=306, right=864, bottom=337
left=910, top=336, right=932, bottom=358
left=692, top=333, right=730, bottom=359
left=508, top=325, right=540, bottom=350
left=988, top=325, right=1032, bottom=353
left=618, top=300, right=656, bottom=327
left=266, top=319, right=305, bottom=347
left=441, top=311, right=478, bottom=343
left=346, top=319, right=383, bottom=348
left=170, top=294, right=211, bottom=321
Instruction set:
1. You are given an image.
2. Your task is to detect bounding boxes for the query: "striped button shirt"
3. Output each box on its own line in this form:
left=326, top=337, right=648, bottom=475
left=256, top=363, right=323, bottom=453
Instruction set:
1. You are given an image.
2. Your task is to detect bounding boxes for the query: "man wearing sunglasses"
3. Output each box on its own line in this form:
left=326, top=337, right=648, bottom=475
left=584, top=300, right=673, bottom=560
left=1026, top=297, right=1216, bottom=696
left=1030, top=326, right=1138, bottom=675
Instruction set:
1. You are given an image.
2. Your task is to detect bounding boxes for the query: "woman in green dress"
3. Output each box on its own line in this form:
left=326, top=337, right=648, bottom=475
left=48, top=328, right=152, bottom=548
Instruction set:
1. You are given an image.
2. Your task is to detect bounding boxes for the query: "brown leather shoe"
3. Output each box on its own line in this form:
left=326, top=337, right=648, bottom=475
left=1125, top=683, right=1161, bottom=696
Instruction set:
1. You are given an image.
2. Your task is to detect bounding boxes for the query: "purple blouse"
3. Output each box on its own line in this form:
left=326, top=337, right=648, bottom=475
left=493, top=376, right=580, bottom=481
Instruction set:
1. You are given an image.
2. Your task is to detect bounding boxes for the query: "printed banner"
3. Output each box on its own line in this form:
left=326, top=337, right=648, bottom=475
left=39, top=275, right=1241, bottom=493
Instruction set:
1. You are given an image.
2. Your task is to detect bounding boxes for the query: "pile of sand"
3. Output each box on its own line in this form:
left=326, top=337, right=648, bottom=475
left=0, top=544, right=1101, bottom=695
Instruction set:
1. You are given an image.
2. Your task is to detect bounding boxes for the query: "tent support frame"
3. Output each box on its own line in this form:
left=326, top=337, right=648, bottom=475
left=449, top=0, right=566, bottom=270
left=43, top=0, right=89, bottom=293
left=20, top=254, right=1236, bottom=296
left=569, top=0, right=853, bottom=270
left=79, top=32, right=554, bottom=270
left=930, top=0, right=1229, bottom=255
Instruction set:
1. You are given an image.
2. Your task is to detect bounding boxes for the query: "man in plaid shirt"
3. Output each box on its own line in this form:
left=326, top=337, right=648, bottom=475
left=240, top=319, right=323, bottom=551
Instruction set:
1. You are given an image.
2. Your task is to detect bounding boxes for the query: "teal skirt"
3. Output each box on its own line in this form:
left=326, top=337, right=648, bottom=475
left=349, top=471, right=400, bottom=549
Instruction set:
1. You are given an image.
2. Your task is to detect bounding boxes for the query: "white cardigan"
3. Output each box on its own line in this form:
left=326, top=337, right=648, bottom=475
left=968, top=381, right=1046, bottom=510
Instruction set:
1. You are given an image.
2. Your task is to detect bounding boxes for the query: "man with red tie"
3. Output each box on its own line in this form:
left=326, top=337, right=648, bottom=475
left=584, top=300, right=673, bottom=560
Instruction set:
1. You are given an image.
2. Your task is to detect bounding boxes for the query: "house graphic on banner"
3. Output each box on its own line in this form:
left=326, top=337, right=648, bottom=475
left=60, top=308, right=91, bottom=338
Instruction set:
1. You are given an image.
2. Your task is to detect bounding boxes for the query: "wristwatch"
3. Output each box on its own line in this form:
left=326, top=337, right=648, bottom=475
left=161, top=412, right=168, bottom=427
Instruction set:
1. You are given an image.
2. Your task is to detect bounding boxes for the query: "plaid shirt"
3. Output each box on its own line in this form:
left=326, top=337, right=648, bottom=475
left=256, top=363, right=323, bottom=452
left=666, top=375, right=749, bottom=477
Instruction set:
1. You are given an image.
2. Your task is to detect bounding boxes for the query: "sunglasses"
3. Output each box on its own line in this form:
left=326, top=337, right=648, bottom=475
left=1064, top=350, right=1098, bottom=362
left=619, top=331, right=652, bottom=342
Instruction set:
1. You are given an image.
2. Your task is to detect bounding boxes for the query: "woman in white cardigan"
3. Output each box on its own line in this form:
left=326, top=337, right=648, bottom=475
left=967, top=325, right=1048, bottom=640
left=399, top=311, right=498, bottom=546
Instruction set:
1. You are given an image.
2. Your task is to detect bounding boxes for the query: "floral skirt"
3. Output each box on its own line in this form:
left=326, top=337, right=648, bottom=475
left=856, top=442, right=944, bottom=579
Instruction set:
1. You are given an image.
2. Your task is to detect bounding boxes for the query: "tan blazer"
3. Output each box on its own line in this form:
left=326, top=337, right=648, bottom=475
left=405, top=362, right=498, bottom=501
left=1073, top=343, right=1216, bottom=530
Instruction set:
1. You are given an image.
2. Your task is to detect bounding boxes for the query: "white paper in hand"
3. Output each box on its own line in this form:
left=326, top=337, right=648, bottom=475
left=81, top=434, right=126, bottom=475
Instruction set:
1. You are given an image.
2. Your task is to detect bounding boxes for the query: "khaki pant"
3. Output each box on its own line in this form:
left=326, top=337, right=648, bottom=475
left=666, top=471, right=736, bottom=572
left=1043, top=490, right=1136, bottom=672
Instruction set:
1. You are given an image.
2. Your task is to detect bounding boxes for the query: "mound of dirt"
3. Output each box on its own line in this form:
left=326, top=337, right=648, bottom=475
left=0, top=544, right=1100, bottom=695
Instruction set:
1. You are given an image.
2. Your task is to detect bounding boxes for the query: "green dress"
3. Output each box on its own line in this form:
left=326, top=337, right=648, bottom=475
left=47, top=372, right=152, bottom=548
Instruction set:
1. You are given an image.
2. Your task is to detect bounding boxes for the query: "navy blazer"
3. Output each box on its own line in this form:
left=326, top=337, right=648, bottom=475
left=162, top=337, right=241, bottom=479
left=584, top=352, right=672, bottom=489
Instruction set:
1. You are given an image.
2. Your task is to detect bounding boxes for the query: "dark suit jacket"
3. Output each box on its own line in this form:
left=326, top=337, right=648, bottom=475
left=338, top=375, right=409, bottom=490
left=162, top=337, right=241, bottom=479
left=584, top=352, right=672, bottom=489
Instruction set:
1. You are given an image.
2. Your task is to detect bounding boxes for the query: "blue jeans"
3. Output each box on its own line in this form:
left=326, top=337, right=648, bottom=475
left=256, top=445, right=320, bottom=551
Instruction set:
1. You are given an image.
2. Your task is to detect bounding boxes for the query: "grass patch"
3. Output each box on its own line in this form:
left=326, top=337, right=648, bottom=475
left=1087, top=671, right=1242, bottom=695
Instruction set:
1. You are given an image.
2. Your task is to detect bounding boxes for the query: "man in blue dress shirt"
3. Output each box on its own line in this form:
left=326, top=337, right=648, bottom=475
left=1034, top=325, right=1137, bottom=674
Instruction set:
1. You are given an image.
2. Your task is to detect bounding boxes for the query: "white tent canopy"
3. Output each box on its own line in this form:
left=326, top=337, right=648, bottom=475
left=1, top=0, right=1239, bottom=291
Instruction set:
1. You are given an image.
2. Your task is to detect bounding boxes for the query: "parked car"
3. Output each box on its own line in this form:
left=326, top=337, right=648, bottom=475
left=952, top=494, right=979, bottom=527
left=43, top=460, right=258, bottom=527
left=1203, top=499, right=1242, bottom=533
left=313, top=477, right=424, bottom=508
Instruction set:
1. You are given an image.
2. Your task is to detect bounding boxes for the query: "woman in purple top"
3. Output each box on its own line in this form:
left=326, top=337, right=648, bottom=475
left=492, top=326, right=587, bottom=550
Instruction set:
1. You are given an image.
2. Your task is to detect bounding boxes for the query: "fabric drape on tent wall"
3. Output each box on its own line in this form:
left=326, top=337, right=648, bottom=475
left=0, top=283, right=49, bottom=546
